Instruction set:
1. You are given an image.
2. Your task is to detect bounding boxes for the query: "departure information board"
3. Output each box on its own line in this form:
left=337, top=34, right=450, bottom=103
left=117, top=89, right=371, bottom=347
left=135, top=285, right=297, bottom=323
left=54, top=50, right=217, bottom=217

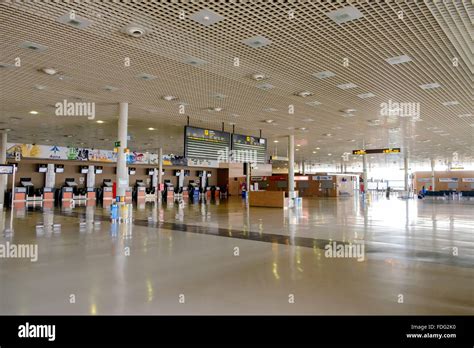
left=232, top=134, right=267, bottom=163
left=352, top=148, right=401, bottom=155
left=184, top=126, right=231, bottom=161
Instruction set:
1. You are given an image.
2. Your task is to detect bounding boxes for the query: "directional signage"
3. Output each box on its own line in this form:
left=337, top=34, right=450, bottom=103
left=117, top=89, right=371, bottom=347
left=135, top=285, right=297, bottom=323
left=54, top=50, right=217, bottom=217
left=0, top=165, right=14, bottom=174
left=352, top=148, right=401, bottom=155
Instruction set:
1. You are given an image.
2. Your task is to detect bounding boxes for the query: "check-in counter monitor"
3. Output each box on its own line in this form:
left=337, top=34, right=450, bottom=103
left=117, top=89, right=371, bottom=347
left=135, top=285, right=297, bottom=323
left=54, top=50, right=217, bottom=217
left=20, top=178, right=35, bottom=196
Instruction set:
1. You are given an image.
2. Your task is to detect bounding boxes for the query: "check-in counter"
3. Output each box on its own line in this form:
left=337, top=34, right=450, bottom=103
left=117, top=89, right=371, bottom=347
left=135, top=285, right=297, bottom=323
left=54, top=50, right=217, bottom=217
left=125, top=188, right=132, bottom=202
left=103, top=187, right=113, bottom=203
left=13, top=187, right=26, bottom=205
left=62, top=187, right=73, bottom=203
left=249, top=191, right=286, bottom=208
left=86, top=187, right=96, bottom=200
left=182, top=187, right=189, bottom=199
left=43, top=188, right=54, bottom=202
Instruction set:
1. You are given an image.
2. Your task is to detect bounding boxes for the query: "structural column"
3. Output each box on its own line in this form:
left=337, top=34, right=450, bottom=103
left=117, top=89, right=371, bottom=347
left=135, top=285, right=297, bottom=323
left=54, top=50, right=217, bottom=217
left=404, top=152, right=409, bottom=192
left=362, top=154, right=367, bottom=193
left=116, top=102, right=129, bottom=199
left=158, top=147, right=163, bottom=187
left=430, top=158, right=435, bottom=191
left=246, top=163, right=251, bottom=192
left=288, top=135, right=296, bottom=198
left=0, top=131, right=7, bottom=207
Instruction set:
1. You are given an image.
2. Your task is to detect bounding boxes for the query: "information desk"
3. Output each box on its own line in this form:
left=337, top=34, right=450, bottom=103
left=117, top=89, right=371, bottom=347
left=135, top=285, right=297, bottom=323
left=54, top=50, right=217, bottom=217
left=249, top=191, right=286, bottom=208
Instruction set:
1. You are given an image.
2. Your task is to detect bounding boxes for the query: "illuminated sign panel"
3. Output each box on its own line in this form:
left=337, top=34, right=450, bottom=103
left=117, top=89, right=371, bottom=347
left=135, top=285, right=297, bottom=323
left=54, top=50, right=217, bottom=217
left=231, top=134, right=267, bottom=164
left=184, top=126, right=231, bottom=161
left=352, top=148, right=401, bottom=155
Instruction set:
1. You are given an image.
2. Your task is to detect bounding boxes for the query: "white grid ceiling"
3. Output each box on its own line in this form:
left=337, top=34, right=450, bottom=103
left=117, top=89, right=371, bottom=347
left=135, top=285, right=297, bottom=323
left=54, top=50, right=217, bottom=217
left=0, top=0, right=472, bottom=165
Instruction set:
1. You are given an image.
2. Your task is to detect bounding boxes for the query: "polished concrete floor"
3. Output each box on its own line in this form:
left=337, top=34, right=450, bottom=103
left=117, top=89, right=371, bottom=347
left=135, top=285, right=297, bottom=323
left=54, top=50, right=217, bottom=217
left=0, top=194, right=473, bottom=315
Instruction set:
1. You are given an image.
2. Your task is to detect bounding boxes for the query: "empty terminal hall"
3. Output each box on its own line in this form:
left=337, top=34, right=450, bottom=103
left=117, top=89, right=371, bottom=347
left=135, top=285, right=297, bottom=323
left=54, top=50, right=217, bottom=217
left=0, top=0, right=473, bottom=318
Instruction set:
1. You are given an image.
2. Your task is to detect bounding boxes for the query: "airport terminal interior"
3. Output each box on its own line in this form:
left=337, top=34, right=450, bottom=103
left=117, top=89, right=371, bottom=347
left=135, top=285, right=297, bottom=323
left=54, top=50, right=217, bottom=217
left=0, top=1, right=472, bottom=315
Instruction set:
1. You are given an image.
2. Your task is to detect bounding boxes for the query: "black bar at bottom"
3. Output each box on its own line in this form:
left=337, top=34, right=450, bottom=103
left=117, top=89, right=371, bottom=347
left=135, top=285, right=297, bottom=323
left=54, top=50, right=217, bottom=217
left=0, top=315, right=472, bottom=346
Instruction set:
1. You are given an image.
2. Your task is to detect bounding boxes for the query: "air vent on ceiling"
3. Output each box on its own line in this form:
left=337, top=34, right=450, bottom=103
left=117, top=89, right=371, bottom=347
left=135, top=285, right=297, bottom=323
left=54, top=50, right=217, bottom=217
left=420, top=82, right=441, bottom=90
left=189, top=8, right=225, bottom=26
left=183, top=56, right=207, bottom=66
left=312, top=71, right=336, bottom=79
left=441, top=101, right=459, bottom=106
left=357, top=92, right=375, bottom=99
left=305, top=101, right=321, bottom=107
left=325, top=6, right=364, bottom=24
left=0, top=63, right=15, bottom=69
left=337, top=83, right=358, bottom=90
left=136, top=73, right=156, bottom=81
left=256, top=83, right=274, bottom=91
left=242, top=35, right=272, bottom=48
left=20, top=41, right=48, bottom=52
left=57, top=13, right=92, bottom=29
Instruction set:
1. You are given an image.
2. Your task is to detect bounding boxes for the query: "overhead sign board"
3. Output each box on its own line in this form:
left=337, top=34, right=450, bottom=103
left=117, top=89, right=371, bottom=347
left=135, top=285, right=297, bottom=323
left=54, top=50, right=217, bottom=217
left=352, top=148, right=401, bottom=155
left=231, top=133, right=267, bottom=164
left=462, top=178, right=474, bottom=182
left=184, top=126, right=231, bottom=161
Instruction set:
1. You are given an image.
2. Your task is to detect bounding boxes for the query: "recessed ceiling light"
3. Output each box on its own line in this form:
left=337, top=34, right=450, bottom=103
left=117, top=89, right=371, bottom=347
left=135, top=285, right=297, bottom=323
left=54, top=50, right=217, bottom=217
left=121, top=23, right=150, bottom=38
left=136, top=73, right=156, bottom=81
left=189, top=8, right=225, bottom=26
left=297, top=144, right=301, bottom=147
left=295, top=149, right=299, bottom=151
left=211, top=93, right=227, bottom=100
left=385, top=55, right=412, bottom=65
left=312, top=71, right=336, bottom=79
left=41, top=67, right=57, bottom=75
left=325, top=6, right=364, bottom=24
left=302, top=118, right=314, bottom=122
left=183, top=56, right=207, bottom=66
left=29, top=111, right=39, bottom=115
left=296, top=91, right=313, bottom=97
left=256, top=83, right=274, bottom=91
left=148, top=127, right=155, bottom=131
left=251, top=73, right=267, bottom=81
left=419, top=82, right=441, bottom=90
left=327, top=153, right=332, bottom=156
left=357, top=92, right=375, bottom=99
left=341, top=113, right=356, bottom=118
left=312, top=151, right=317, bottom=154
left=442, top=101, right=459, bottom=106
left=209, top=107, right=223, bottom=112
left=242, top=35, right=272, bottom=48
left=337, top=83, right=358, bottom=90
left=20, top=41, right=48, bottom=52
left=163, top=95, right=177, bottom=101
left=263, top=119, right=274, bottom=123
left=64, top=134, right=73, bottom=138
left=96, top=120, right=105, bottom=124
left=323, top=133, right=332, bottom=137
left=315, top=147, right=320, bottom=150
left=297, top=127, right=307, bottom=131
left=57, top=12, right=92, bottom=29
left=341, top=108, right=357, bottom=113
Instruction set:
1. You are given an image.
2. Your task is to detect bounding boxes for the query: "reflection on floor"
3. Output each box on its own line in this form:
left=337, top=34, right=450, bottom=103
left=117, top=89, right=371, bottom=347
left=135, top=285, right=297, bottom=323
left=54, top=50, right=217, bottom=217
left=0, top=195, right=473, bottom=315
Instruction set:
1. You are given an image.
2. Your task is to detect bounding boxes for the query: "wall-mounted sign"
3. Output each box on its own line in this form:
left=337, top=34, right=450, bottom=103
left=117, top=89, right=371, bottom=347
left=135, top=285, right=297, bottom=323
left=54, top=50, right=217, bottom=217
left=461, top=178, right=474, bottom=182
left=313, top=175, right=333, bottom=180
left=352, top=148, right=401, bottom=155
left=417, top=178, right=431, bottom=182
left=187, top=158, right=219, bottom=168
left=294, top=176, right=309, bottom=181
left=184, top=126, right=231, bottom=161
left=439, top=178, right=458, bottom=182
left=269, top=155, right=289, bottom=161
left=0, top=165, right=14, bottom=174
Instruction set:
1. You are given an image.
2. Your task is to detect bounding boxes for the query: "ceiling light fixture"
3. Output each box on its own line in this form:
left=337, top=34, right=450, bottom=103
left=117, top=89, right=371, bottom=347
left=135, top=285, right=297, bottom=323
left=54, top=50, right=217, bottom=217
left=29, top=111, right=39, bottom=115
left=251, top=73, right=267, bottom=81
left=337, top=83, right=358, bottom=90
left=312, top=71, right=336, bottom=79
left=357, top=92, right=375, bottom=99
left=96, top=120, right=104, bottom=124
left=57, top=12, right=92, bottom=29
left=442, top=101, right=459, bottom=106
left=419, top=82, right=441, bottom=90
left=148, top=127, right=155, bottom=131
left=41, top=67, right=57, bottom=75
left=189, top=8, right=225, bottom=26
left=325, top=6, right=364, bottom=24
left=163, top=95, right=177, bottom=101
left=121, top=23, right=150, bottom=38
left=242, top=35, right=272, bottom=48
left=296, top=91, right=313, bottom=97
